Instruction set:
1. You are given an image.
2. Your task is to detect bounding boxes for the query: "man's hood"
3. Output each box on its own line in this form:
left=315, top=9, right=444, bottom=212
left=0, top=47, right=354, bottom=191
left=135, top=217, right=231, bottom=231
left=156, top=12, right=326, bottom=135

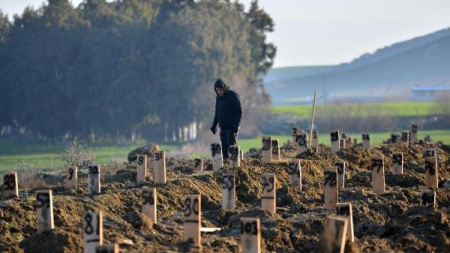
left=214, top=79, right=230, bottom=96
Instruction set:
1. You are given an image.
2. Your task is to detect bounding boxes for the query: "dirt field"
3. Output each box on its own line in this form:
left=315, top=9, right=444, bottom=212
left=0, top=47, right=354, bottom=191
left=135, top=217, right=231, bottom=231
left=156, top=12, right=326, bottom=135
left=1, top=141, right=449, bottom=253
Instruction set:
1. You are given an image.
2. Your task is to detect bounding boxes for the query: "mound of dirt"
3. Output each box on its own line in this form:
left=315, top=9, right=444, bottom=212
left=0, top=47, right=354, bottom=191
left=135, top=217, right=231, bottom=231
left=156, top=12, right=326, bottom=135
left=0, top=142, right=449, bottom=252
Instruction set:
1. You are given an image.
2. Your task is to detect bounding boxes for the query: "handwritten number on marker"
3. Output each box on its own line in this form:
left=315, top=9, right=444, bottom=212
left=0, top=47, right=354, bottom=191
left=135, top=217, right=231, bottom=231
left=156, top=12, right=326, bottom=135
left=336, top=205, right=350, bottom=216
left=331, top=132, right=339, bottom=141
left=4, top=174, right=16, bottom=190
left=393, top=155, right=402, bottom=165
left=89, top=166, right=99, bottom=174
left=262, top=138, right=270, bottom=151
left=324, top=171, right=337, bottom=187
left=425, top=161, right=435, bottom=175
left=371, top=159, right=383, bottom=172
left=184, top=197, right=199, bottom=217
left=261, top=176, right=275, bottom=193
left=334, top=162, right=344, bottom=174
left=287, top=163, right=300, bottom=177
left=138, top=156, right=144, bottom=165
left=240, top=221, right=257, bottom=235
left=68, top=168, right=74, bottom=180
left=142, top=190, right=155, bottom=205
left=36, top=193, right=50, bottom=208
left=222, top=175, right=235, bottom=190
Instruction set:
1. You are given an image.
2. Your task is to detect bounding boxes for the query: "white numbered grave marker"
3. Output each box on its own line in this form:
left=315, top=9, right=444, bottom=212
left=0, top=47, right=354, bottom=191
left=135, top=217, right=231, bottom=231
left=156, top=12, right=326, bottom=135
left=184, top=195, right=201, bottom=245
left=142, top=187, right=157, bottom=223
left=424, top=157, right=438, bottom=188
left=425, top=148, right=436, bottom=158
left=333, top=161, right=345, bottom=189
left=240, top=218, right=261, bottom=253
left=240, top=149, right=244, bottom=160
left=324, top=167, right=338, bottom=210
left=287, top=160, right=301, bottom=190
left=321, top=216, right=348, bottom=253
left=88, top=165, right=101, bottom=195
left=261, top=174, right=276, bottom=213
left=36, top=190, right=54, bottom=233
left=96, top=244, right=119, bottom=253
left=3, top=172, right=18, bottom=198
left=362, top=134, right=370, bottom=150
left=411, top=124, right=418, bottom=143
left=271, top=139, right=280, bottom=160
left=401, top=131, right=409, bottom=147
left=296, top=131, right=308, bottom=153
left=420, top=188, right=436, bottom=208
left=211, top=143, right=224, bottom=171
left=136, top=155, right=147, bottom=182
left=392, top=152, right=403, bottom=175
left=292, top=126, right=300, bottom=150
left=336, top=203, right=355, bottom=242
left=261, top=136, right=272, bottom=163
left=194, top=158, right=203, bottom=172
left=391, top=134, right=398, bottom=144
left=371, top=156, right=385, bottom=193
left=312, top=130, right=319, bottom=152
left=65, top=166, right=78, bottom=190
left=330, top=130, right=340, bottom=153
left=229, top=145, right=240, bottom=168
left=222, top=174, right=235, bottom=210
left=84, top=212, right=103, bottom=253
left=154, top=151, right=166, bottom=184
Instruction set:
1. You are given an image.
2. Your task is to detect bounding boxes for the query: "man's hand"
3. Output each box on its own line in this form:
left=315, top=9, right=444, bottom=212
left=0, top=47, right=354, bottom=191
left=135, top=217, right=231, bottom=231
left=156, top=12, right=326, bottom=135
left=210, top=126, right=217, bottom=135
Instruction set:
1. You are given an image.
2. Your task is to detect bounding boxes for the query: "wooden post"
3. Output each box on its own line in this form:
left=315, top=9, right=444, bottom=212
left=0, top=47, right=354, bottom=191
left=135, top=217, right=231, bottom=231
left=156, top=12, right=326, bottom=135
left=211, top=143, right=224, bottom=171
left=88, top=165, right=101, bottom=195
left=154, top=151, right=166, bottom=184
left=321, top=216, right=348, bottom=253
left=339, top=139, right=346, bottom=149
left=309, top=90, right=317, bottom=149
left=222, top=174, right=235, bottom=210
left=371, top=155, right=385, bottom=194
left=96, top=244, right=119, bottom=253
left=65, top=166, right=78, bottom=190
left=84, top=211, right=103, bottom=253
left=411, top=124, right=418, bottom=143
left=183, top=195, right=201, bottom=245
left=36, top=190, right=54, bottom=233
left=296, top=131, right=308, bottom=153
left=333, top=161, right=345, bottom=189
left=312, top=130, right=319, bottom=152
left=362, top=134, right=370, bottom=150
left=330, top=130, right=340, bottom=153
left=229, top=145, right=240, bottom=168
left=142, top=187, right=157, bottom=223
left=420, top=188, right=436, bottom=208
left=336, top=203, right=354, bottom=242
left=240, top=149, right=244, bottom=160
left=261, top=174, right=276, bottom=213
left=271, top=139, right=280, bottom=160
left=261, top=136, right=272, bottom=163
left=3, top=172, right=18, bottom=198
left=424, top=157, right=438, bottom=188
left=324, top=167, right=338, bottom=210
left=136, top=155, right=147, bottom=182
left=240, top=218, right=261, bottom=253
left=194, top=158, right=203, bottom=172
left=392, top=152, right=403, bottom=175
left=292, top=126, right=299, bottom=150
left=401, top=131, right=409, bottom=147
left=425, top=148, right=436, bottom=158
left=287, top=160, right=301, bottom=190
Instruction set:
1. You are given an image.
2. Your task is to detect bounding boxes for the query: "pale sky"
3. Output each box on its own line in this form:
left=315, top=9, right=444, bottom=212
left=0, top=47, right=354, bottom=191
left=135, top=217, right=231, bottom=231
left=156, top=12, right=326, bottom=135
left=1, top=0, right=450, bottom=67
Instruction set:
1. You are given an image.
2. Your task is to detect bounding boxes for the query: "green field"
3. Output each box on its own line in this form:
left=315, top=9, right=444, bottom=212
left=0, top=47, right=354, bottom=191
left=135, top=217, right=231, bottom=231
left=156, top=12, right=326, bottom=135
left=272, top=101, right=437, bottom=118
left=0, top=141, right=177, bottom=173
left=238, top=129, right=450, bottom=152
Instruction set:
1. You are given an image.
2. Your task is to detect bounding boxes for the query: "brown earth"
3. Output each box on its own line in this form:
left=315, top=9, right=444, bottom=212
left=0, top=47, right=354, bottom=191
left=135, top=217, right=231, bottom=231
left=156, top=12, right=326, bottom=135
left=0, top=142, right=449, bottom=253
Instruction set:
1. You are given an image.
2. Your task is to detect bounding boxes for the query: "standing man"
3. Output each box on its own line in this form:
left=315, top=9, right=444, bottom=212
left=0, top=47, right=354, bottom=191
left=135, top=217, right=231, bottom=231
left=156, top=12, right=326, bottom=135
left=211, top=79, right=243, bottom=161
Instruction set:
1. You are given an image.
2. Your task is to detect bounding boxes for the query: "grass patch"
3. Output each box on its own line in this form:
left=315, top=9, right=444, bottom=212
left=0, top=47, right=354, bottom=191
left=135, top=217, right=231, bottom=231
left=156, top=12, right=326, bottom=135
left=272, top=102, right=437, bottom=118
left=0, top=140, right=177, bottom=173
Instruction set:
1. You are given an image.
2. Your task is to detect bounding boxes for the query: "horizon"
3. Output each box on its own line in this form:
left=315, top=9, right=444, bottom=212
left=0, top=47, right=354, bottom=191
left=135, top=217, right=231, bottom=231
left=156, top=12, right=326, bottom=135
left=1, top=0, right=450, bottom=67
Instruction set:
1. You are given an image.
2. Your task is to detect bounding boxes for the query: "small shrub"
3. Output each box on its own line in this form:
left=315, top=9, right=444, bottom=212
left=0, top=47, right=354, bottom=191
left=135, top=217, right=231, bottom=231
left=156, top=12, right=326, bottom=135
left=61, top=138, right=95, bottom=168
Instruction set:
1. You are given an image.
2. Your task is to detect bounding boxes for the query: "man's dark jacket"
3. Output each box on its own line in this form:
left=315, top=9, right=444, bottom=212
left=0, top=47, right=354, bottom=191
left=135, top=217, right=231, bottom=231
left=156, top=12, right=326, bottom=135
left=212, top=80, right=243, bottom=132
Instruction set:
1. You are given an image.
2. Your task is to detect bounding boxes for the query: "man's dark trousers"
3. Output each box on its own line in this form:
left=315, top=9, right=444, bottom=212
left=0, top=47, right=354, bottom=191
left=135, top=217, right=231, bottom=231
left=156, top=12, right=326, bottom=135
left=220, top=129, right=237, bottom=160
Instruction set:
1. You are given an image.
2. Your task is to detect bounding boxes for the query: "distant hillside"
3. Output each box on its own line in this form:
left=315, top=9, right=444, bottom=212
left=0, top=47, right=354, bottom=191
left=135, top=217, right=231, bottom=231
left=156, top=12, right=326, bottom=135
left=265, top=28, right=450, bottom=105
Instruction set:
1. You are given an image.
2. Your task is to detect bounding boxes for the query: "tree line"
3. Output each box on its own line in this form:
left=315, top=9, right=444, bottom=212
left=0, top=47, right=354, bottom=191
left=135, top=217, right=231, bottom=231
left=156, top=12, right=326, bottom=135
left=0, top=0, right=276, bottom=143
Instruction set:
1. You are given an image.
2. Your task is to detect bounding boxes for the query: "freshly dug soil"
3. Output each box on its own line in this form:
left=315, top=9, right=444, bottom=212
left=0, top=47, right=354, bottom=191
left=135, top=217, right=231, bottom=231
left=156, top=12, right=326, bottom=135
left=0, top=142, right=449, bottom=253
